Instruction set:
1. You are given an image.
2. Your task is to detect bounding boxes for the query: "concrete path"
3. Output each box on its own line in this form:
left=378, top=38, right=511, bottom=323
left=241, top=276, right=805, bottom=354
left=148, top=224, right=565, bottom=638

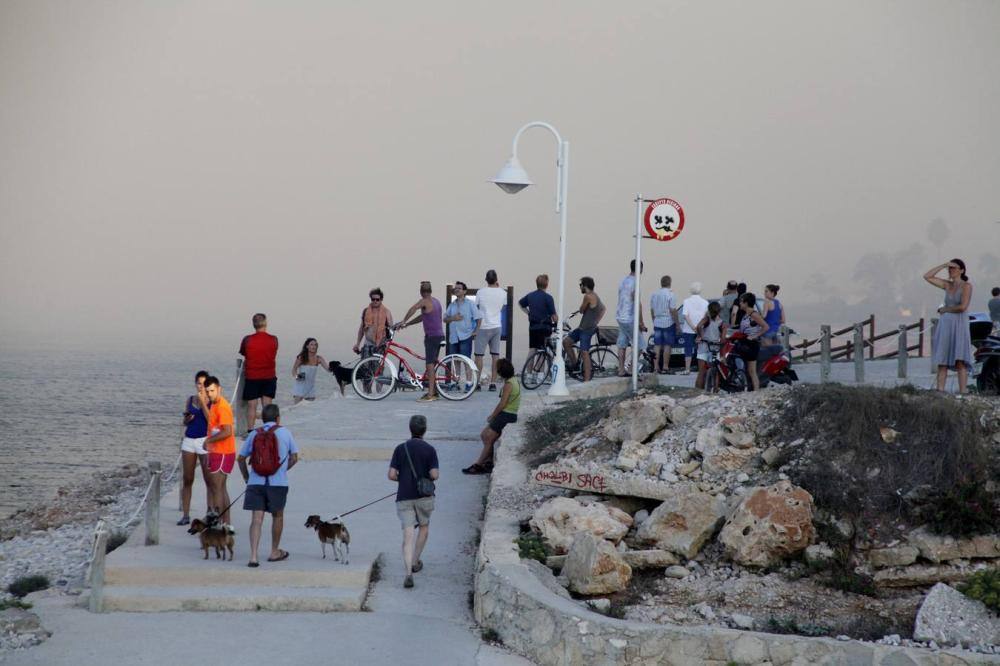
left=10, top=387, right=533, bottom=666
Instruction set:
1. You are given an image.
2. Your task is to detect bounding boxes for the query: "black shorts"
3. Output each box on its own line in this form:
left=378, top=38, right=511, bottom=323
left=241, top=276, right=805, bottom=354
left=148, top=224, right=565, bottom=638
left=734, top=338, right=761, bottom=362
left=528, top=329, right=550, bottom=350
left=488, top=412, right=518, bottom=434
left=243, top=484, right=288, bottom=514
left=424, top=335, right=444, bottom=364
left=243, top=377, right=277, bottom=401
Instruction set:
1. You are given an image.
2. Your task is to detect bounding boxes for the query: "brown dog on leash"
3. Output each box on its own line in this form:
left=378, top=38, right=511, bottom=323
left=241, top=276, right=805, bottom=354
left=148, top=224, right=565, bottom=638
left=188, top=518, right=234, bottom=561
left=305, top=515, right=350, bottom=564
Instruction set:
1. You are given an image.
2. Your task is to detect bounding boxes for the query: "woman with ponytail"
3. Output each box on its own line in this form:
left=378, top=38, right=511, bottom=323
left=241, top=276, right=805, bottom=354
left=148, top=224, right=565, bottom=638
left=924, top=258, right=973, bottom=392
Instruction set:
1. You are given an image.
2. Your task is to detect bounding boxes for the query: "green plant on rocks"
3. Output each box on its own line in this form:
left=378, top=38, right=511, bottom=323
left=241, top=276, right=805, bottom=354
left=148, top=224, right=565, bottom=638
left=516, top=532, right=551, bottom=563
left=0, top=598, right=32, bottom=611
left=7, top=574, right=49, bottom=598
left=960, top=569, right=1000, bottom=613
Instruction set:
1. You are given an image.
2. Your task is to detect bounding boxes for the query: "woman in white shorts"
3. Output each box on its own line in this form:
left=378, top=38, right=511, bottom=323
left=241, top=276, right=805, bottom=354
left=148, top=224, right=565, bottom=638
left=178, top=371, right=211, bottom=525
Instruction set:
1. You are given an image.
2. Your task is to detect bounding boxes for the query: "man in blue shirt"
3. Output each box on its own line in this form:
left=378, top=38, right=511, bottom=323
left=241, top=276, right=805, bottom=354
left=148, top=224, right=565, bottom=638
left=444, top=281, right=481, bottom=358
left=237, top=404, right=299, bottom=567
left=518, top=274, right=557, bottom=350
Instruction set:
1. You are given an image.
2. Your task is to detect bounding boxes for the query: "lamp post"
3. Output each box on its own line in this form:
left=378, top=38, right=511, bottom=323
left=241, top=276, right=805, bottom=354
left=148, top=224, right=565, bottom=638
left=490, top=122, right=570, bottom=396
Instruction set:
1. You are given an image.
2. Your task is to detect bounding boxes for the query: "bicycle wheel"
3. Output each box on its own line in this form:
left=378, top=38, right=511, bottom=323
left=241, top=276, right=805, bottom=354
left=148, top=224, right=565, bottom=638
left=435, top=354, right=478, bottom=400
left=521, top=351, right=552, bottom=390
left=589, top=347, right=619, bottom=379
left=352, top=355, right=397, bottom=400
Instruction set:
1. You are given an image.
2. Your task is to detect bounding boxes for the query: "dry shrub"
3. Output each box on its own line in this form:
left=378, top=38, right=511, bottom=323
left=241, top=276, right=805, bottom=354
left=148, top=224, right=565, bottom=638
left=778, top=384, right=998, bottom=536
left=522, top=395, right=620, bottom=466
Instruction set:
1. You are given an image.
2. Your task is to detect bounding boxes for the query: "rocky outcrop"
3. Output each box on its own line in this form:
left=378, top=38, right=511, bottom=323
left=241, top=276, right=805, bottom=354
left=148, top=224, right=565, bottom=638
left=913, top=583, right=1000, bottom=647
left=636, top=485, right=726, bottom=558
left=562, top=532, right=632, bottom=595
left=874, top=563, right=982, bottom=588
left=614, top=440, right=650, bottom=472
left=602, top=398, right=668, bottom=443
left=908, top=529, right=1000, bottom=564
left=720, top=480, right=814, bottom=567
left=529, top=497, right=633, bottom=554
left=702, top=446, right=759, bottom=474
left=868, top=545, right=919, bottom=568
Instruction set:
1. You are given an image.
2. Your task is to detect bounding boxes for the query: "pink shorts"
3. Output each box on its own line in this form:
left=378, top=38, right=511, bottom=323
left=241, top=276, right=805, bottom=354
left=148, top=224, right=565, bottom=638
left=206, top=453, right=235, bottom=475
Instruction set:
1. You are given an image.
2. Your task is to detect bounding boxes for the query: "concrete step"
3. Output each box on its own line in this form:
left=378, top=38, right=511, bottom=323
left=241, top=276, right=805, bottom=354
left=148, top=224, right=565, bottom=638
left=105, top=561, right=371, bottom=588
left=93, top=584, right=368, bottom=612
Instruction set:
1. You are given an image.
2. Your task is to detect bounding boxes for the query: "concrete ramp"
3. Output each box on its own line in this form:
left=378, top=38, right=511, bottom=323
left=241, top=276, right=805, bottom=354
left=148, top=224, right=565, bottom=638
left=91, top=462, right=383, bottom=612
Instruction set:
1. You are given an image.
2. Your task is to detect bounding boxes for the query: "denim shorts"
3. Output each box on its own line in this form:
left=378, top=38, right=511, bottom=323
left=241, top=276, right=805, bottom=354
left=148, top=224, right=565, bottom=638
left=448, top=337, right=473, bottom=357
left=616, top=321, right=647, bottom=350
left=679, top=332, right=697, bottom=357
left=653, top=325, right=677, bottom=346
left=567, top=327, right=595, bottom=352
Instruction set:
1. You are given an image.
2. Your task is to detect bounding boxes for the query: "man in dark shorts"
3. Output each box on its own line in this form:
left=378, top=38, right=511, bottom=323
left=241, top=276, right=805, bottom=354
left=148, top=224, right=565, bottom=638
left=237, top=404, right=299, bottom=567
left=239, top=313, right=279, bottom=433
left=563, top=276, right=606, bottom=382
left=388, top=415, right=439, bottom=588
left=518, top=274, right=557, bottom=351
left=398, top=282, right=444, bottom=402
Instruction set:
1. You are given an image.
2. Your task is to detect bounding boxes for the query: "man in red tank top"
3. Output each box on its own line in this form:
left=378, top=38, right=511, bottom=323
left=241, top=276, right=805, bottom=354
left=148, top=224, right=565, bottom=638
left=239, top=313, right=279, bottom=433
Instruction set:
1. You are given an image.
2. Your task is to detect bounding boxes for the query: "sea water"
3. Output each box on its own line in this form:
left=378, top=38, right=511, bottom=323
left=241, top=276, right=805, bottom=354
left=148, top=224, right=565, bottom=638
left=0, top=345, right=319, bottom=519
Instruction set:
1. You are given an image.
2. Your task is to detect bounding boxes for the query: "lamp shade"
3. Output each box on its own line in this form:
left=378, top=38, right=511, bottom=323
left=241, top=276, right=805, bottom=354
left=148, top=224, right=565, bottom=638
left=489, top=156, right=532, bottom=194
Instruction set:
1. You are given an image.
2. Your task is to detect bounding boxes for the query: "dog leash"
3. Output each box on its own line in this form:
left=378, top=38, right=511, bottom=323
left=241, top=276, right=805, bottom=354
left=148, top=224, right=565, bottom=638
left=331, top=492, right=396, bottom=520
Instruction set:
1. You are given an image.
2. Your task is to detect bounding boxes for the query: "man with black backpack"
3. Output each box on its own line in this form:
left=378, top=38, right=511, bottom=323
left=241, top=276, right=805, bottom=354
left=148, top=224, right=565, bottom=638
left=237, top=403, right=299, bottom=568
left=388, top=415, right=439, bottom=589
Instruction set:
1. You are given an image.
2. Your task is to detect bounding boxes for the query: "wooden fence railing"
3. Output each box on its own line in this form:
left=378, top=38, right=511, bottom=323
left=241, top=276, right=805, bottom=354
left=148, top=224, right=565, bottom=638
left=788, top=315, right=927, bottom=363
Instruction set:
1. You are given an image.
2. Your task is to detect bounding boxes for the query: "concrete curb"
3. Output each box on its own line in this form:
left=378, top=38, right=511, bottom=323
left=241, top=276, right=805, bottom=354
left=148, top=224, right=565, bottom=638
left=473, top=379, right=1000, bottom=665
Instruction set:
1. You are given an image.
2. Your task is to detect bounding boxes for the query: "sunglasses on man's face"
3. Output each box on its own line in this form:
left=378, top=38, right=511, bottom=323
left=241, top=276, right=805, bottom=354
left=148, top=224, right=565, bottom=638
left=371, top=297, right=382, bottom=302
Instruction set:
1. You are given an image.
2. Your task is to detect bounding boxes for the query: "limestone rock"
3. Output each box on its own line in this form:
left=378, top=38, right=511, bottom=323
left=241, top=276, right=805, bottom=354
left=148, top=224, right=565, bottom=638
left=913, top=583, right=1000, bottom=647
left=636, top=485, right=726, bottom=558
left=694, top=427, right=724, bottom=455
left=874, top=563, right=981, bottom=588
left=761, top=446, right=782, bottom=467
left=868, top=545, right=919, bottom=568
left=524, top=558, right=572, bottom=600
left=720, top=480, right=815, bottom=567
left=603, top=399, right=668, bottom=443
left=664, top=565, right=690, bottom=579
left=804, top=543, right=835, bottom=567
left=676, top=460, right=700, bottom=477
left=668, top=405, right=689, bottom=425
left=562, top=532, right=632, bottom=595
left=532, top=462, right=684, bottom=501
left=633, top=509, right=650, bottom=526
left=703, top=446, right=759, bottom=474
left=622, top=549, right=679, bottom=568
left=730, top=613, right=755, bottom=630
left=722, top=429, right=755, bottom=449
left=0, top=608, right=46, bottom=635
left=586, top=598, right=611, bottom=614
left=908, top=529, right=1000, bottom=564
left=529, top=497, right=633, bottom=554
left=615, top=439, right=650, bottom=472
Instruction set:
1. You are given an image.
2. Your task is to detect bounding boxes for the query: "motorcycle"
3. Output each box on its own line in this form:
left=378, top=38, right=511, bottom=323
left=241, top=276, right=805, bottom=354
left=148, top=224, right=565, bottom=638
left=714, top=332, right=798, bottom=392
left=973, top=332, right=1000, bottom=395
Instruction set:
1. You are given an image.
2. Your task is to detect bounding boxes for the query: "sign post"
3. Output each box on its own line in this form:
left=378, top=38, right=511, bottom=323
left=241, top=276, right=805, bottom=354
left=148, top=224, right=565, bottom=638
left=632, top=196, right=685, bottom=394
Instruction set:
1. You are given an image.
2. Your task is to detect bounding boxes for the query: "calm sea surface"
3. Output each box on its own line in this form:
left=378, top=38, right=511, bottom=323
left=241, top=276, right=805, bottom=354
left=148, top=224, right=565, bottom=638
left=0, top=346, right=313, bottom=519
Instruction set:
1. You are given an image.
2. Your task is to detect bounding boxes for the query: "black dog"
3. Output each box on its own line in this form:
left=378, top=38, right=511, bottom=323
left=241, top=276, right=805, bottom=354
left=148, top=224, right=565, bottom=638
left=328, top=361, right=353, bottom=395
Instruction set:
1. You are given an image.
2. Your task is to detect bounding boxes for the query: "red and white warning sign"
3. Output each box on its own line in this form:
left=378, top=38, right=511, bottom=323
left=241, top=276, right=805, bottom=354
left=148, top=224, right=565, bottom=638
left=643, top=198, right=685, bottom=241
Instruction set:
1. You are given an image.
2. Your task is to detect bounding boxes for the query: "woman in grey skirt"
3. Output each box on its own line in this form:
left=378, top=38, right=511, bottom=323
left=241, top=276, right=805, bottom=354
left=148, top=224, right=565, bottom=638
left=924, top=258, right=974, bottom=393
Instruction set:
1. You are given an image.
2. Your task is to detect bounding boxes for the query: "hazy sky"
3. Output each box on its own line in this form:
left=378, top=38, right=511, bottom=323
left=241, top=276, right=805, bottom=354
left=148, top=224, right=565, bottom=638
left=1, top=1, right=998, bottom=357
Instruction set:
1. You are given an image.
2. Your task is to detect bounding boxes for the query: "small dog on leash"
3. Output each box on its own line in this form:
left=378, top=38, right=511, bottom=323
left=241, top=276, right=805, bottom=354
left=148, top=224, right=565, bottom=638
left=327, top=362, right=353, bottom=395
left=188, top=518, right=234, bottom=560
left=305, top=515, right=350, bottom=564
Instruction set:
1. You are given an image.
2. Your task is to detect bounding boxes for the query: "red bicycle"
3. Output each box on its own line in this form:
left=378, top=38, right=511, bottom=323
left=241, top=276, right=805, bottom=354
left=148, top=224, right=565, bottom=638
left=350, top=329, right=478, bottom=401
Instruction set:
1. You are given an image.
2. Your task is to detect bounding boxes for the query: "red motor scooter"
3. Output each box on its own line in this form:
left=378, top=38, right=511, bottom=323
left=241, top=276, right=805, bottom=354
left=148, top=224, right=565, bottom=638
left=710, top=332, right=798, bottom=392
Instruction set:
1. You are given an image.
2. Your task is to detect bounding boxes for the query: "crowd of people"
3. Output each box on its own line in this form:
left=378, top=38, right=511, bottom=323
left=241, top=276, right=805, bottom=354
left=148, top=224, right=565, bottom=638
left=173, top=258, right=991, bottom=580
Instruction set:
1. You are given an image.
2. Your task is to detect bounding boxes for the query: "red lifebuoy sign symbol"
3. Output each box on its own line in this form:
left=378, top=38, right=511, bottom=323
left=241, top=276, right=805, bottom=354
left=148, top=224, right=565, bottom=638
left=643, top=198, right=685, bottom=241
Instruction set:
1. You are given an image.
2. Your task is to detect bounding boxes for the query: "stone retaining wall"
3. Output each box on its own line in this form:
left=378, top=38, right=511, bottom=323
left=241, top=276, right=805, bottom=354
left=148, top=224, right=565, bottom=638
left=473, top=379, right=1000, bottom=665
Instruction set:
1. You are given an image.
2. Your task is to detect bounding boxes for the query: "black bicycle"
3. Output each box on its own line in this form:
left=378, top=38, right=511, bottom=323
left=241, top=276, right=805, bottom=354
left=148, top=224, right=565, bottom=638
left=520, top=318, right=618, bottom=389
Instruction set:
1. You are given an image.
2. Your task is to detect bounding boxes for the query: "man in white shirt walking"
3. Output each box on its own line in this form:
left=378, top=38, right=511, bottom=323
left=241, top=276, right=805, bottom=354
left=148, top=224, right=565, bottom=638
left=473, top=270, right=507, bottom=391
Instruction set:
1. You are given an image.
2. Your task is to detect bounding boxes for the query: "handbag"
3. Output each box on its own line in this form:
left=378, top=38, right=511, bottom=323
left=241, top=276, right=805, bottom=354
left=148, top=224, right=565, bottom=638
left=403, top=442, right=436, bottom=497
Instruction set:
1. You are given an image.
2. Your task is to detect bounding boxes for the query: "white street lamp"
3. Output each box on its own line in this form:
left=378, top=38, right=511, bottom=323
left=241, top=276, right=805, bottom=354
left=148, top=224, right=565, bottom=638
left=491, top=121, right=570, bottom=396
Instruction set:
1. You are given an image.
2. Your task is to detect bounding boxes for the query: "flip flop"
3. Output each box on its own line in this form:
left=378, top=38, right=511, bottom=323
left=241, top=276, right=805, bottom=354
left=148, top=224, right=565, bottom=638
left=247, top=561, right=259, bottom=568
left=267, top=550, right=289, bottom=562
left=462, top=463, right=490, bottom=475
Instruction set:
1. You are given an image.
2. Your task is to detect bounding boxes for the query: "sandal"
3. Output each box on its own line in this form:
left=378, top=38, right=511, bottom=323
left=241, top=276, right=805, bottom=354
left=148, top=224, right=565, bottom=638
left=267, top=550, right=289, bottom=562
left=247, top=561, right=260, bottom=568
left=462, top=463, right=490, bottom=475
